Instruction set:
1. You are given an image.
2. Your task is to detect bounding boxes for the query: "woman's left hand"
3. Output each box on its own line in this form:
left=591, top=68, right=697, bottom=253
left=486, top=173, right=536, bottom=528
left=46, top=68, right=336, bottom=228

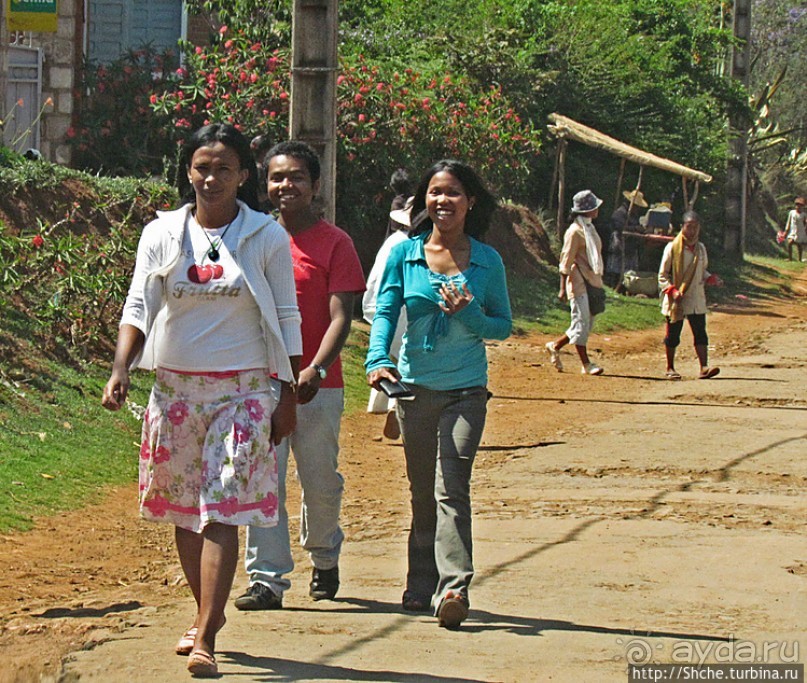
left=438, top=282, right=473, bottom=314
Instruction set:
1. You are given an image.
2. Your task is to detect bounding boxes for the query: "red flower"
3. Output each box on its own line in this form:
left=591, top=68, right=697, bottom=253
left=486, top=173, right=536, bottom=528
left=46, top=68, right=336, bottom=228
left=142, top=494, right=170, bottom=517
left=152, top=445, right=171, bottom=464
left=32, top=235, right=44, bottom=248
left=166, top=402, right=189, bottom=425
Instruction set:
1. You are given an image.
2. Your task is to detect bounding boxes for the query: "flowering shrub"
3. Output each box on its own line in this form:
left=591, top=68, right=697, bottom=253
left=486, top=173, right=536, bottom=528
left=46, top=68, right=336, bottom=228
left=151, top=30, right=542, bottom=244
left=0, top=166, right=175, bottom=359
left=68, top=46, right=180, bottom=176
left=150, top=29, right=290, bottom=147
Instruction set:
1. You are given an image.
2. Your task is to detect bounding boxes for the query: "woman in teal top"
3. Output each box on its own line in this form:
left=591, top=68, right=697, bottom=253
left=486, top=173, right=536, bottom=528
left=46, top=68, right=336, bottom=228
left=365, top=160, right=512, bottom=629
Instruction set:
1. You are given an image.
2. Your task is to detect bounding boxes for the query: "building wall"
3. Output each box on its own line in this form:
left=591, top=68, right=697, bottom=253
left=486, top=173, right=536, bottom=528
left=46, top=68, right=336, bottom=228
left=4, top=1, right=199, bottom=165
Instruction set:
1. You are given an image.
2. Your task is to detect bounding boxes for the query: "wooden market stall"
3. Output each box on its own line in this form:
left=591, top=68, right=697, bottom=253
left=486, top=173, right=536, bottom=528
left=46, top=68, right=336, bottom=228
left=547, top=113, right=713, bottom=286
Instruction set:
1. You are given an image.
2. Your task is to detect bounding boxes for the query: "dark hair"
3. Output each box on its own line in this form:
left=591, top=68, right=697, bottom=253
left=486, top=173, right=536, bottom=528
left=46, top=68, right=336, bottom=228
left=178, top=123, right=261, bottom=210
left=682, top=209, right=700, bottom=224
left=390, top=167, right=411, bottom=195
left=410, top=160, right=497, bottom=239
left=262, top=140, right=321, bottom=183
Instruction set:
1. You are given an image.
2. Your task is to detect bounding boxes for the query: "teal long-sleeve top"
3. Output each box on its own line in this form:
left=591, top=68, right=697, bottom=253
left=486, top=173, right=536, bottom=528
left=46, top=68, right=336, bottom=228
left=365, top=232, right=512, bottom=390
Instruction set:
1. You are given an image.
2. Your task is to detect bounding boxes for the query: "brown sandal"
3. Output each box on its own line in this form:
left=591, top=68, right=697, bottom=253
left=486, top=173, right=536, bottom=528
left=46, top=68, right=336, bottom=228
left=699, top=367, right=720, bottom=379
left=175, top=617, right=226, bottom=657
left=175, top=626, right=197, bottom=656
left=437, top=591, right=469, bottom=629
left=187, top=650, right=218, bottom=678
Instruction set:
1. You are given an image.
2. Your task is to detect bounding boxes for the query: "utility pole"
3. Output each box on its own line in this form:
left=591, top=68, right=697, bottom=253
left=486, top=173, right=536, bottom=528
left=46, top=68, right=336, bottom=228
left=724, top=0, right=752, bottom=257
left=290, top=0, right=338, bottom=221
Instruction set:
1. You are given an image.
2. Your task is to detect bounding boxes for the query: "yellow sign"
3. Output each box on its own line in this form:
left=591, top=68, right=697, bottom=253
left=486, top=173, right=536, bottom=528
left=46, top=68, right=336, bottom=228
left=6, top=0, right=58, bottom=33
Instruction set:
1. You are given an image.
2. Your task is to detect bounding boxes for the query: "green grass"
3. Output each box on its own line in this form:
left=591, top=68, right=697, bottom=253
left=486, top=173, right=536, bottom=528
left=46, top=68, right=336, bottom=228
left=506, top=269, right=662, bottom=335
left=0, top=362, right=150, bottom=532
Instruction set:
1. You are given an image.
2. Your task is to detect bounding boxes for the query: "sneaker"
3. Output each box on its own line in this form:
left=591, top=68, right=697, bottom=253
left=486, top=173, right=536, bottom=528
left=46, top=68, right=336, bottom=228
left=309, top=567, right=339, bottom=601
left=545, top=341, right=563, bottom=372
left=437, top=590, right=469, bottom=629
left=233, top=583, right=283, bottom=611
left=581, top=362, right=604, bottom=375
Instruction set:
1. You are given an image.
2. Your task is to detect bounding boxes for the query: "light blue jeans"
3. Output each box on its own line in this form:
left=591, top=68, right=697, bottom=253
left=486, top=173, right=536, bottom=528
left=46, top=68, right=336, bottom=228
left=244, top=387, right=345, bottom=595
left=396, top=385, right=488, bottom=614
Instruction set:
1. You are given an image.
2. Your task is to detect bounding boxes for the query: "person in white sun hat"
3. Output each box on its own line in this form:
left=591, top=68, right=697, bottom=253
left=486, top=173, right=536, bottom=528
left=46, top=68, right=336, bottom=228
left=545, top=189, right=606, bottom=376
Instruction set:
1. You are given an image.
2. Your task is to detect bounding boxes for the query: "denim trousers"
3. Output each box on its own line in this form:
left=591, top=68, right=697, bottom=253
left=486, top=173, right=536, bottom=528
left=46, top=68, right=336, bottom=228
left=244, top=387, right=345, bottom=594
left=396, top=384, right=487, bottom=613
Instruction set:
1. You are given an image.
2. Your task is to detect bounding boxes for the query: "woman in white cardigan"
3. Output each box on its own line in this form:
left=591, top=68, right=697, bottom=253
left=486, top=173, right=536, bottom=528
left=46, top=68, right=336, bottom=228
left=102, top=124, right=301, bottom=677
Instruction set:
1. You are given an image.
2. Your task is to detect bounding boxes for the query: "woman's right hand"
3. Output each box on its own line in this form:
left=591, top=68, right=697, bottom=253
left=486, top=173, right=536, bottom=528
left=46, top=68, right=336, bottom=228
left=367, top=366, right=400, bottom=389
left=271, top=400, right=297, bottom=444
left=101, top=367, right=129, bottom=411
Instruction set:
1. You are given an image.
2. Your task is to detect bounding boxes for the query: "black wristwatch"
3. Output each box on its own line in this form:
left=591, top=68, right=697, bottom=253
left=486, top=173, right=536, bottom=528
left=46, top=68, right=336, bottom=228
left=310, top=363, right=327, bottom=380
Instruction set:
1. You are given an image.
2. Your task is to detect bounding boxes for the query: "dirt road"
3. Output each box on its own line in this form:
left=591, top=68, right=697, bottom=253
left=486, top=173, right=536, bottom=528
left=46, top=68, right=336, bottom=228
left=2, top=268, right=806, bottom=683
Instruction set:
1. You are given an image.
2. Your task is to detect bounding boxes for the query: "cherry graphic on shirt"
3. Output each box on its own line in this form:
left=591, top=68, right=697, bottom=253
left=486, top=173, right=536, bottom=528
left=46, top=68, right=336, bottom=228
left=211, top=264, right=224, bottom=279
left=187, top=264, right=214, bottom=283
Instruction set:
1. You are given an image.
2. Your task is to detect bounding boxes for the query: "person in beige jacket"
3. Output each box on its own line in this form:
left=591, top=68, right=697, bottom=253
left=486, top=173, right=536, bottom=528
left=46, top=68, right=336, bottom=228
left=658, top=210, right=722, bottom=380
left=545, top=190, right=606, bottom=375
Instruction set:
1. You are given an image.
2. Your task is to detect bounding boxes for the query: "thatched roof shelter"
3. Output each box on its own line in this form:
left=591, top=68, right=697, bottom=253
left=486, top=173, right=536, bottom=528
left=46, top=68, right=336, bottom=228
left=547, top=113, right=714, bottom=282
left=548, top=114, right=713, bottom=184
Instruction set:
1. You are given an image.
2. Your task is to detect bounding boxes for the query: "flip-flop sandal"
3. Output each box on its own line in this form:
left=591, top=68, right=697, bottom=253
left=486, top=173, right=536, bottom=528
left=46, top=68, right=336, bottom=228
left=187, top=650, right=218, bottom=678
left=699, top=367, right=720, bottom=379
left=175, top=626, right=197, bottom=656
left=437, top=591, right=469, bottom=629
left=176, top=617, right=226, bottom=656
left=665, top=370, right=682, bottom=380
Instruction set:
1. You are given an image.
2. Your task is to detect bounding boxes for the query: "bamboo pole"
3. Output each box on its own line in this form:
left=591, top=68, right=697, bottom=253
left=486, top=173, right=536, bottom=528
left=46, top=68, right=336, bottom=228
left=620, top=166, right=644, bottom=284
left=556, top=139, right=567, bottom=241
left=614, top=157, right=626, bottom=209
left=549, top=140, right=562, bottom=214
left=548, top=114, right=712, bottom=183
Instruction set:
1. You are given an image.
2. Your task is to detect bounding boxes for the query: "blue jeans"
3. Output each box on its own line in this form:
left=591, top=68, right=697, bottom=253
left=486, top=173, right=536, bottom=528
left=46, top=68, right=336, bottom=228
left=396, top=385, right=487, bottom=613
left=244, top=388, right=345, bottom=595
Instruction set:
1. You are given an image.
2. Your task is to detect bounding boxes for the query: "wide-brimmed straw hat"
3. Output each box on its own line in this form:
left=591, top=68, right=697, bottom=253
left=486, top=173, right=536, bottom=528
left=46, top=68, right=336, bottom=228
left=389, top=196, right=414, bottom=226
left=571, top=190, right=603, bottom=214
left=623, top=189, right=648, bottom=208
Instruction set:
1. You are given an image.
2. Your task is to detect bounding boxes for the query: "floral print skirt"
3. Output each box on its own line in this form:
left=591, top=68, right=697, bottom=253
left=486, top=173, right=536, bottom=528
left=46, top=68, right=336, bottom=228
left=139, top=367, right=279, bottom=532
